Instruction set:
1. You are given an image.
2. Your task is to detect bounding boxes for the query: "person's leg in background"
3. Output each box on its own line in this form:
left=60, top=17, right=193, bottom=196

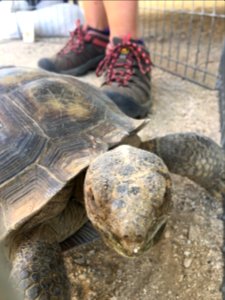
left=82, top=0, right=108, bottom=32
left=96, top=0, right=151, bottom=118
left=103, top=0, right=138, bottom=40
left=38, top=1, right=110, bottom=76
left=38, top=0, right=152, bottom=118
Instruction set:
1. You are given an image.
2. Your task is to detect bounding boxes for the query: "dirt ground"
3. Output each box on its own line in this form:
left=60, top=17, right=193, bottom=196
left=0, top=37, right=223, bottom=300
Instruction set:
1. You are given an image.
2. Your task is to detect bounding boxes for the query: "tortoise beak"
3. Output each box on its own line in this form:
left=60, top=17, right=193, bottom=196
left=119, top=241, right=145, bottom=257
left=117, top=216, right=168, bottom=257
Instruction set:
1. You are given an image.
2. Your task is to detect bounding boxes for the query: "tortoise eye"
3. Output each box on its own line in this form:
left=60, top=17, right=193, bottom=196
left=88, top=188, right=95, bottom=202
left=87, top=190, right=97, bottom=210
left=91, top=194, right=95, bottom=202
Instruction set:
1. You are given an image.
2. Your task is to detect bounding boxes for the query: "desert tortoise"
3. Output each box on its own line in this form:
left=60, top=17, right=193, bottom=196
left=0, top=67, right=224, bottom=300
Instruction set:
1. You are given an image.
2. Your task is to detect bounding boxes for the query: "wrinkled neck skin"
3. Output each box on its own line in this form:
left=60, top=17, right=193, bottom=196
left=84, top=145, right=172, bottom=258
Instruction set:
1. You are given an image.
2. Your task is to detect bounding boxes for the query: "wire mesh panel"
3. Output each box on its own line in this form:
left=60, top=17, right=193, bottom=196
left=139, top=0, right=225, bottom=90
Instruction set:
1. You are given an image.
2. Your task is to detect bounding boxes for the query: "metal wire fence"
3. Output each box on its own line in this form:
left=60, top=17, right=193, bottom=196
left=2, top=0, right=223, bottom=90
left=139, top=0, right=225, bottom=90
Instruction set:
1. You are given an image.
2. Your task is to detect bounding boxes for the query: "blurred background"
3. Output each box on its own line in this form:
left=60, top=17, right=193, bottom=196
left=0, top=0, right=224, bottom=90
left=139, top=0, right=225, bottom=89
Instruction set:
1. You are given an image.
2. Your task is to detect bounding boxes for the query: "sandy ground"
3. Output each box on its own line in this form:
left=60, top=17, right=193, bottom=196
left=0, top=38, right=223, bottom=300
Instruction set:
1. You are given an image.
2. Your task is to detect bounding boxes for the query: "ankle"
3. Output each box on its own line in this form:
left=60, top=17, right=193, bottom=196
left=109, top=36, right=145, bottom=46
left=87, top=25, right=110, bottom=36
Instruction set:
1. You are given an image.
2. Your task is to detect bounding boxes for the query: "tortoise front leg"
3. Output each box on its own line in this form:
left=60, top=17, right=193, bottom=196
left=0, top=244, right=22, bottom=300
left=8, top=225, right=70, bottom=300
left=141, top=133, right=225, bottom=197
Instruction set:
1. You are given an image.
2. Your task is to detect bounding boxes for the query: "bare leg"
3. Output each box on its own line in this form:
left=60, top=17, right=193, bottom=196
left=103, top=0, right=138, bottom=39
left=82, top=0, right=109, bottom=30
left=94, top=0, right=151, bottom=119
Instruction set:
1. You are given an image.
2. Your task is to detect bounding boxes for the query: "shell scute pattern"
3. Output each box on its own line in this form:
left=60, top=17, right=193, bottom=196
left=0, top=67, right=144, bottom=239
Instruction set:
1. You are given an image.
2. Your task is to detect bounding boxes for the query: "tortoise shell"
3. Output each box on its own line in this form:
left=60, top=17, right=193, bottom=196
left=0, top=67, right=144, bottom=240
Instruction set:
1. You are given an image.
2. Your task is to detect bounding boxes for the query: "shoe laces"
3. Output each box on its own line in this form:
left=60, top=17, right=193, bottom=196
left=58, top=20, right=87, bottom=55
left=96, top=36, right=152, bottom=86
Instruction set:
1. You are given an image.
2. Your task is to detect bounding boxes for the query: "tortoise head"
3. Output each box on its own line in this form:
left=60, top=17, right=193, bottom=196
left=84, top=145, right=172, bottom=258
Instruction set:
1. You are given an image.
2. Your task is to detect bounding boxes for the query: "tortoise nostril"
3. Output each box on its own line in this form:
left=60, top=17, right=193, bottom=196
left=122, top=234, right=144, bottom=242
left=88, top=189, right=95, bottom=202
left=137, top=234, right=143, bottom=239
left=136, top=234, right=144, bottom=242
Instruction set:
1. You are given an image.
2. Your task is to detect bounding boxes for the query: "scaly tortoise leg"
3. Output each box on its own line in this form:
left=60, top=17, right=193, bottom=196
left=140, top=133, right=225, bottom=198
left=0, top=243, right=22, bottom=300
left=8, top=225, right=70, bottom=300
left=7, top=197, right=88, bottom=300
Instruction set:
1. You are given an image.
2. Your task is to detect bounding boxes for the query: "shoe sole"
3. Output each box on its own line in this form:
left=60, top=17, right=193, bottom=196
left=60, top=55, right=104, bottom=77
left=104, top=91, right=151, bottom=119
